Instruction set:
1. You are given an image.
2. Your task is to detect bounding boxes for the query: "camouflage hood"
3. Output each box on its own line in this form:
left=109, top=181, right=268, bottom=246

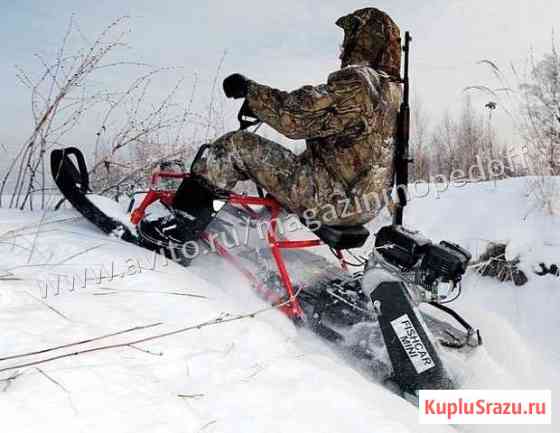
left=336, top=8, right=401, bottom=78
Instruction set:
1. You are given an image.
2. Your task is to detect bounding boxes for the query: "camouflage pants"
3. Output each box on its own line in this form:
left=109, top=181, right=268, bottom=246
left=191, top=130, right=377, bottom=225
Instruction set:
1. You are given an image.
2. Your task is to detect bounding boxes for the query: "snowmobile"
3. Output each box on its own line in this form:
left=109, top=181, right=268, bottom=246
left=50, top=144, right=481, bottom=403
left=50, top=31, right=482, bottom=403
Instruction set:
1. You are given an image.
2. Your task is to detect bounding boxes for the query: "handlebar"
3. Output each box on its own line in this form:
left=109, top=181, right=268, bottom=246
left=237, top=100, right=261, bottom=131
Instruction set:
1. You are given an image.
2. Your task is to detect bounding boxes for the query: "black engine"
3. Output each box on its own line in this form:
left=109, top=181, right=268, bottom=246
left=374, top=225, right=471, bottom=291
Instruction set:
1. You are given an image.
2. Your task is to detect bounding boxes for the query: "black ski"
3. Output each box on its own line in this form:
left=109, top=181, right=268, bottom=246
left=371, top=281, right=454, bottom=393
left=50, top=147, right=138, bottom=243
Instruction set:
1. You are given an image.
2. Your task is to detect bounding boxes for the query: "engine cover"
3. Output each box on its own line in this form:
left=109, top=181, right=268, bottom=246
left=375, top=225, right=431, bottom=269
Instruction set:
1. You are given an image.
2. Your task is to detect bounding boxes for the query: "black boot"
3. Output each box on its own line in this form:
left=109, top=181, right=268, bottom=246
left=138, top=210, right=201, bottom=247
left=173, top=175, right=216, bottom=230
left=137, top=175, right=216, bottom=252
left=169, top=174, right=224, bottom=245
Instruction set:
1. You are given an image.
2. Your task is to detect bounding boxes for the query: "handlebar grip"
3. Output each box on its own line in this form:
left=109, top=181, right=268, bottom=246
left=237, top=100, right=260, bottom=131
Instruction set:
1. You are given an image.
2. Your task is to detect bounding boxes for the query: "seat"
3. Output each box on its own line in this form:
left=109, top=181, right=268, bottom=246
left=313, top=224, right=370, bottom=250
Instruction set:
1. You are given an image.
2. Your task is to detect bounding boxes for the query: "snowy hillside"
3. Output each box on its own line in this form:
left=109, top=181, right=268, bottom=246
left=0, top=177, right=559, bottom=433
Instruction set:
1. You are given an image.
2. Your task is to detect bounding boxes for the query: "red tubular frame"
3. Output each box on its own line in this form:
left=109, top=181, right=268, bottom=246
left=131, top=171, right=190, bottom=224
left=131, top=171, right=348, bottom=322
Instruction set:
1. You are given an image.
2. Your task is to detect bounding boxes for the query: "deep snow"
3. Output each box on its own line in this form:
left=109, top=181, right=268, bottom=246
left=0, top=177, right=558, bottom=433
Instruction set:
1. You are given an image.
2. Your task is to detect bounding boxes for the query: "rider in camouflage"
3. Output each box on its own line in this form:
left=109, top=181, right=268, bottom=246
left=177, top=7, right=402, bottom=237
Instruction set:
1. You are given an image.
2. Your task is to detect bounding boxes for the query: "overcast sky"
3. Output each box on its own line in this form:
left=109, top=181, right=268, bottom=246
left=1, top=0, right=559, bottom=153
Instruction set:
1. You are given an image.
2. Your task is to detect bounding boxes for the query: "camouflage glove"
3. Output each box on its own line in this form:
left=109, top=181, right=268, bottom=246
left=223, top=73, right=249, bottom=99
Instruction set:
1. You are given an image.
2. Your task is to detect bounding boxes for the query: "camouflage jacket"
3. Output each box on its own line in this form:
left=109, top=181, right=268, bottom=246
left=246, top=65, right=401, bottom=201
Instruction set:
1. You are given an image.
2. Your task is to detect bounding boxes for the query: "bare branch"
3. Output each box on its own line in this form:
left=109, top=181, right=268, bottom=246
left=0, top=290, right=301, bottom=373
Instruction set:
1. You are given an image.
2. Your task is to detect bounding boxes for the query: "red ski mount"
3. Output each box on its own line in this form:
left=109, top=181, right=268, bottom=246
left=131, top=170, right=356, bottom=322
left=130, top=171, right=190, bottom=224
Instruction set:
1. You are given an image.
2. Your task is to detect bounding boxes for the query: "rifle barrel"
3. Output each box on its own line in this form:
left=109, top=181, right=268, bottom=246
left=394, top=31, right=412, bottom=226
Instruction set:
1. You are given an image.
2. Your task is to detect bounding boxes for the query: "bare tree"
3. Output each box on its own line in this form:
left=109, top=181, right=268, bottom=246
left=90, top=53, right=229, bottom=198
left=410, top=95, right=431, bottom=181
left=457, top=95, right=485, bottom=170
left=430, top=111, right=458, bottom=178
left=466, top=36, right=560, bottom=214
left=428, top=95, right=506, bottom=182
left=520, top=40, right=560, bottom=177
left=0, top=16, right=134, bottom=210
left=1, top=16, right=227, bottom=210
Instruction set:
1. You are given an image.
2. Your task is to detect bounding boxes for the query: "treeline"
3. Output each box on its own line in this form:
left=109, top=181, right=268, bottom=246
left=411, top=39, right=560, bottom=189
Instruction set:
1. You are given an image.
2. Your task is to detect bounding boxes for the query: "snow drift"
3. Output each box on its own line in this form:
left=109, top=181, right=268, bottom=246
left=0, top=177, right=558, bottom=432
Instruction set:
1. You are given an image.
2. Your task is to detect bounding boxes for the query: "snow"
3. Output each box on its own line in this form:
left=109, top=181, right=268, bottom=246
left=88, top=194, right=138, bottom=233
left=0, top=177, right=559, bottom=432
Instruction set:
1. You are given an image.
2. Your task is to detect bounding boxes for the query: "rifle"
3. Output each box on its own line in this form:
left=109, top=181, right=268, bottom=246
left=393, top=31, right=412, bottom=226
